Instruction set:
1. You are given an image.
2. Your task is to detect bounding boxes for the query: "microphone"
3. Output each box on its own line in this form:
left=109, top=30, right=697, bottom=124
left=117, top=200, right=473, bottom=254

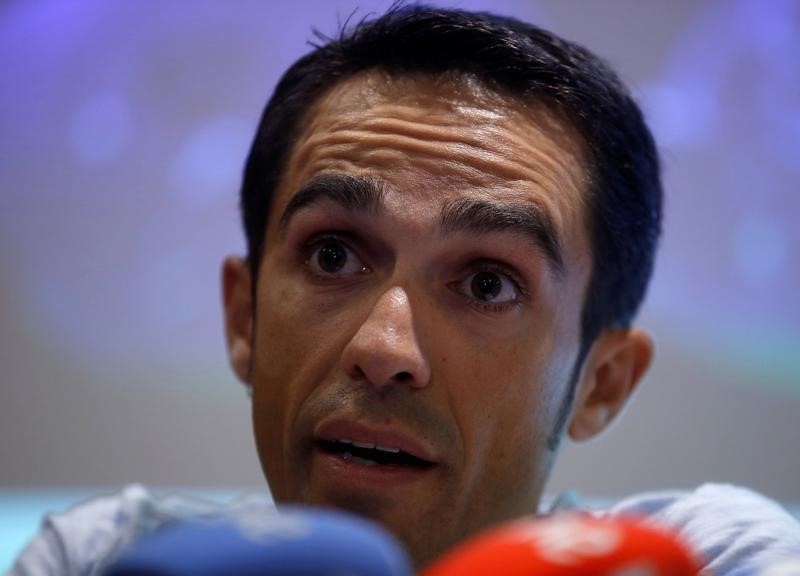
left=101, top=506, right=413, bottom=576
left=421, top=512, right=702, bottom=576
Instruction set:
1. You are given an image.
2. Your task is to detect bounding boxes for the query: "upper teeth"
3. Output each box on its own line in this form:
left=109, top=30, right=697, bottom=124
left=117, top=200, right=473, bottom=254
left=338, top=438, right=400, bottom=453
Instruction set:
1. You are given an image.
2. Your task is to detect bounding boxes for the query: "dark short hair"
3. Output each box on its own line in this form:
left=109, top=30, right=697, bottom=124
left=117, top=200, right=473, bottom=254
left=240, top=4, right=662, bottom=355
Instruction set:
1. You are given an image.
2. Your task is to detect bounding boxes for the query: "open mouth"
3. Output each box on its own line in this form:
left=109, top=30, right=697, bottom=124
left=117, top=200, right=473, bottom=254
left=317, top=439, right=434, bottom=469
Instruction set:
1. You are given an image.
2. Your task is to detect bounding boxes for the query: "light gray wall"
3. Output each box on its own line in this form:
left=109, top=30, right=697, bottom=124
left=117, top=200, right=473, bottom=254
left=1, top=0, right=798, bottom=501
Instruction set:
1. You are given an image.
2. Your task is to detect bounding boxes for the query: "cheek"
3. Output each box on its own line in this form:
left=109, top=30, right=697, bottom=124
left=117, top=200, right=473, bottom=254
left=253, top=282, right=308, bottom=390
left=251, top=270, right=360, bottom=424
left=469, top=343, right=550, bottom=443
left=251, top=271, right=355, bottom=493
left=450, top=327, right=561, bottom=473
left=250, top=279, right=314, bottom=430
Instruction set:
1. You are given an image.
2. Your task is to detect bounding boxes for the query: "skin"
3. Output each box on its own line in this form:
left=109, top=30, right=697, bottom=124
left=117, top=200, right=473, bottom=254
left=223, top=71, right=654, bottom=566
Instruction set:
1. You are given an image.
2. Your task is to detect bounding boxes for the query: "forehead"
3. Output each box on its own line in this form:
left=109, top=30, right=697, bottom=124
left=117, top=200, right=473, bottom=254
left=271, top=70, right=591, bottom=267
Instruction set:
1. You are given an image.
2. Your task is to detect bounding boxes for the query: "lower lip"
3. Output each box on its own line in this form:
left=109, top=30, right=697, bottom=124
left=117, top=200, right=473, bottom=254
left=312, top=446, right=436, bottom=488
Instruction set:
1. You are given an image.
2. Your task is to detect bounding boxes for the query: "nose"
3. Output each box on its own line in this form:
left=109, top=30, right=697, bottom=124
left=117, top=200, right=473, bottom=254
left=341, top=286, right=431, bottom=389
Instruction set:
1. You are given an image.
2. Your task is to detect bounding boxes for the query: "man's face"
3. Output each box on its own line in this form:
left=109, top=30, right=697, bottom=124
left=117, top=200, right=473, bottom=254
left=240, top=71, right=592, bottom=564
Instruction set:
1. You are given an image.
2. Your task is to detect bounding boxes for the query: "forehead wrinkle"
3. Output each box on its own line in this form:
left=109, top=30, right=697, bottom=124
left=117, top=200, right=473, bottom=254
left=291, top=98, right=587, bottom=216
left=279, top=71, right=591, bottom=269
left=301, top=98, right=570, bottom=161
left=298, top=129, right=564, bottom=194
left=288, top=69, right=588, bottom=183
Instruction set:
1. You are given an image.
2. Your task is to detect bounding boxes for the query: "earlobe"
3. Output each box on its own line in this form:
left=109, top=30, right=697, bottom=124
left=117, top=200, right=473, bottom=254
left=568, top=328, right=654, bottom=442
left=222, top=256, right=254, bottom=384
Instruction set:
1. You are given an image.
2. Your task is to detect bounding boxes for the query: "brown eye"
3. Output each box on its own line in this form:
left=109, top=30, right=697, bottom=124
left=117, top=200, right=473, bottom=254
left=452, top=265, right=522, bottom=310
left=471, top=271, right=502, bottom=301
left=307, top=237, right=369, bottom=278
left=317, top=240, right=347, bottom=273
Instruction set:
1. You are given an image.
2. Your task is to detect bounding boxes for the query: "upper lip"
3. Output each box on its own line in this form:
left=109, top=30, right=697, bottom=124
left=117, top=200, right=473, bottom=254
left=313, top=418, right=439, bottom=464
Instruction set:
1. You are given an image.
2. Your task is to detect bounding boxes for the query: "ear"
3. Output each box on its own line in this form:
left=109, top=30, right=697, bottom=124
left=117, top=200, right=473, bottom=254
left=568, top=328, right=654, bottom=442
left=222, top=256, right=254, bottom=384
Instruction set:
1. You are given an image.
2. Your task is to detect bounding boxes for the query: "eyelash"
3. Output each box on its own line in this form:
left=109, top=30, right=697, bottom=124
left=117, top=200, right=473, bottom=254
left=297, top=233, right=529, bottom=312
left=299, top=232, right=368, bottom=282
left=458, top=261, right=529, bottom=313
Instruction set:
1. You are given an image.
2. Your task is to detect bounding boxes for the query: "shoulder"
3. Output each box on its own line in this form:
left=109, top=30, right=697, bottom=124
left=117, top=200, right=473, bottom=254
left=9, top=484, right=158, bottom=576
left=9, top=485, right=272, bottom=576
left=602, top=483, right=800, bottom=575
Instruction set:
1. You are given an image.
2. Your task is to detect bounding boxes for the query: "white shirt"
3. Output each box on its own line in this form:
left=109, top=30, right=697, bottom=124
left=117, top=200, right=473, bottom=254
left=8, top=483, right=800, bottom=575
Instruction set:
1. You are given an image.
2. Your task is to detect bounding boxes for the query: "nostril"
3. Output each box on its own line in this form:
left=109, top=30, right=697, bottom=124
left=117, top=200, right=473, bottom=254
left=394, top=371, right=412, bottom=383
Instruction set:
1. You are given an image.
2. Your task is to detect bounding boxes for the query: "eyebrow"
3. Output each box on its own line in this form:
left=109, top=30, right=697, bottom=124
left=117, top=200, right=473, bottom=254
left=278, top=172, right=565, bottom=278
left=440, top=197, right=565, bottom=278
left=278, top=173, right=385, bottom=233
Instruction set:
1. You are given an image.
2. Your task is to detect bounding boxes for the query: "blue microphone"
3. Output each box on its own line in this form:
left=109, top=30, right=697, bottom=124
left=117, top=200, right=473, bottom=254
left=102, top=506, right=413, bottom=576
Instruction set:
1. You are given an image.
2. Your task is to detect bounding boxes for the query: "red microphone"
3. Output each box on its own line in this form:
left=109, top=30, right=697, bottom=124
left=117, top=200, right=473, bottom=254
left=421, top=513, right=702, bottom=576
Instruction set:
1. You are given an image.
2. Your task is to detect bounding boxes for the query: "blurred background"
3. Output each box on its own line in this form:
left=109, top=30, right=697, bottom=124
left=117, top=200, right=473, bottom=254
left=1, top=0, right=799, bottom=565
